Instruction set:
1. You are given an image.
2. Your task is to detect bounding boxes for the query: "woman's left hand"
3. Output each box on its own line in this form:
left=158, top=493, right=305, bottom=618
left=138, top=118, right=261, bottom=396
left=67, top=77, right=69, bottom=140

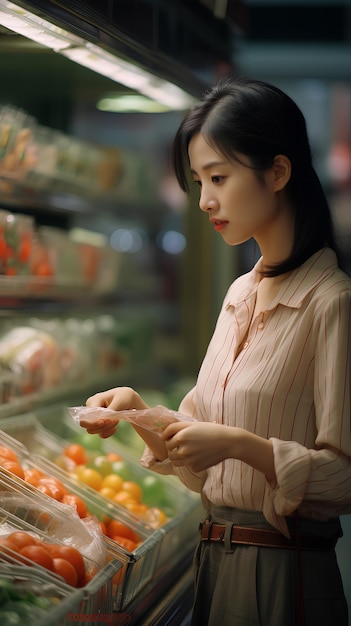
left=162, top=421, right=234, bottom=472
left=162, top=420, right=276, bottom=482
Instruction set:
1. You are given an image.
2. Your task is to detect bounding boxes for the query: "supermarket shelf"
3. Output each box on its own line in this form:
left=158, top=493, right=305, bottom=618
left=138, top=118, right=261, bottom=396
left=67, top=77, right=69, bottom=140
left=0, top=367, right=132, bottom=419
left=0, top=277, right=125, bottom=306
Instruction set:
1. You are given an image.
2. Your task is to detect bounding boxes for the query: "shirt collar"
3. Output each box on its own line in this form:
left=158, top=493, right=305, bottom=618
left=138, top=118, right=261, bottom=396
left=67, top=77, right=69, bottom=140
left=225, top=247, right=338, bottom=311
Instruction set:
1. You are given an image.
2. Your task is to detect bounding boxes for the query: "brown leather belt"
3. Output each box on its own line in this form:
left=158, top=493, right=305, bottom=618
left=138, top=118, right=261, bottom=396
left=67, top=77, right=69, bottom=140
left=199, top=522, right=337, bottom=551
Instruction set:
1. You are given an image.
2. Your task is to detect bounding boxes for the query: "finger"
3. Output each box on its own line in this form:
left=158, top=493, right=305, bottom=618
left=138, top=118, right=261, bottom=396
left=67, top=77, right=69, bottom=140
left=167, top=445, right=177, bottom=457
left=161, top=422, right=188, bottom=440
left=168, top=445, right=185, bottom=461
left=80, top=416, right=119, bottom=432
left=86, top=394, right=108, bottom=408
left=164, top=438, right=179, bottom=452
left=85, top=420, right=117, bottom=437
left=99, top=426, right=117, bottom=439
left=80, top=418, right=105, bottom=430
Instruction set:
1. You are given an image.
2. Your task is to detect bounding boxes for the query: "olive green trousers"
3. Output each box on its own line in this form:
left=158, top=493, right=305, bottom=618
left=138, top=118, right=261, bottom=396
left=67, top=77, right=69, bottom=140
left=190, top=506, right=348, bottom=626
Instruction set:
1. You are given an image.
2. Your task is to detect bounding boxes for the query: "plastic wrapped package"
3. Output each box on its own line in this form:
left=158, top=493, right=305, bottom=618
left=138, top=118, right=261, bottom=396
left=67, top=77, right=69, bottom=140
left=68, top=404, right=195, bottom=435
left=38, top=227, right=80, bottom=285
left=0, top=212, right=34, bottom=277
left=0, top=471, right=106, bottom=575
left=24, top=125, right=58, bottom=190
left=0, top=105, right=36, bottom=181
left=0, top=467, right=127, bottom=615
left=0, top=505, right=100, bottom=584
left=0, top=493, right=125, bottom=619
left=0, top=326, right=61, bottom=395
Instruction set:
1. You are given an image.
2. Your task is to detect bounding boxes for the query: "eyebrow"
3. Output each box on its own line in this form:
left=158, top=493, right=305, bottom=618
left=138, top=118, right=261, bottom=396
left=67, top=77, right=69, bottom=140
left=190, top=160, right=227, bottom=175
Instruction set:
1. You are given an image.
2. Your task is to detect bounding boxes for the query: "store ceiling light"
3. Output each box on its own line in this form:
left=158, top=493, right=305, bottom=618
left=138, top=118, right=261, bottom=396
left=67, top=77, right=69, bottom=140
left=0, top=0, right=195, bottom=111
left=97, top=95, right=170, bottom=113
left=62, top=43, right=195, bottom=110
left=0, top=0, right=83, bottom=50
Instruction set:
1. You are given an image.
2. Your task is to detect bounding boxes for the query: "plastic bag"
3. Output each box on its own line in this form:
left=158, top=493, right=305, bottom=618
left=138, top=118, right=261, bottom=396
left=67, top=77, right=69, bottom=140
left=68, top=404, right=195, bottom=435
left=0, top=493, right=106, bottom=571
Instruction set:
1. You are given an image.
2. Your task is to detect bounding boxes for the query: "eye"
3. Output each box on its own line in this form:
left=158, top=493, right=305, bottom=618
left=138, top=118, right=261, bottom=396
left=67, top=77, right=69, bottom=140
left=193, top=179, right=202, bottom=187
left=212, top=175, right=224, bottom=184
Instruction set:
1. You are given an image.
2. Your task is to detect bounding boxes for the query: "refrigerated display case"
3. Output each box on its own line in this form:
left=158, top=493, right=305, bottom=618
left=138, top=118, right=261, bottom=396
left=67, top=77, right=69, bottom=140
left=0, top=144, right=203, bottom=624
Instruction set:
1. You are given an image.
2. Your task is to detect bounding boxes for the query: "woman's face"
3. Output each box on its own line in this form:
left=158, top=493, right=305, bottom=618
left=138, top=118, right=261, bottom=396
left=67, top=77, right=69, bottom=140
left=188, top=132, right=285, bottom=249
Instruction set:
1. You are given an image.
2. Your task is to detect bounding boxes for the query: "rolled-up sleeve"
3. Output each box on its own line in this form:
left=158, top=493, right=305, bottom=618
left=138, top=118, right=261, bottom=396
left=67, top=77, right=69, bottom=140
left=268, top=288, right=351, bottom=522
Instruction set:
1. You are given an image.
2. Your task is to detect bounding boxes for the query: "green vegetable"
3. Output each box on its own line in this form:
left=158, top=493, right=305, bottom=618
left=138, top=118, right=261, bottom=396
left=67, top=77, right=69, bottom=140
left=0, top=579, right=13, bottom=605
left=0, top=578, right=54, bottom=625
left=0, top=611, right=22, bottom=626
left=0, top=600, right=46, bottom=624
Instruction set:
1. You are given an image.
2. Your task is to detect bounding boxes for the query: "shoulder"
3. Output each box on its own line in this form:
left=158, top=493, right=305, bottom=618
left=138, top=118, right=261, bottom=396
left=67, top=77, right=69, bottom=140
left=313, top=264, right=351, bottom=301
left=283, top=248, right=351, bottom=310
left=310, top=265, right=351, bottom=324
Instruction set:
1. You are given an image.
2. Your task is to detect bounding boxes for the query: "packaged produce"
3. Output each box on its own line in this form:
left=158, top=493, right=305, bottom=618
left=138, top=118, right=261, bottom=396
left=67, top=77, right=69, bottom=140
left=0, top=326, right=60, bottom=395
left=0, top=528, right=89, bottom=588
left=0, top=212, right=34, bottom=277
left=0, top=106, right=36, bottom=179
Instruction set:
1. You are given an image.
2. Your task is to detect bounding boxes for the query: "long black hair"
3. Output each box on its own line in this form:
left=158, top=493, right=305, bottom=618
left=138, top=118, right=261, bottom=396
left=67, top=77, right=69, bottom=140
left=172, top=76, right=340, bottom=276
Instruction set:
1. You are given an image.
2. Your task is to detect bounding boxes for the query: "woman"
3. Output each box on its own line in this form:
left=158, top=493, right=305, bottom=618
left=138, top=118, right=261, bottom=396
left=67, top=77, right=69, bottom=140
left=83, top=78, right=351, bottom=625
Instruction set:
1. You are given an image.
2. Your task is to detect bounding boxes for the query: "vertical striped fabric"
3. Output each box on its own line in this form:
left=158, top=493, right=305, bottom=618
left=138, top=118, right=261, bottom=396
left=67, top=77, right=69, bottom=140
left=142, top=248, right=351, bottom=535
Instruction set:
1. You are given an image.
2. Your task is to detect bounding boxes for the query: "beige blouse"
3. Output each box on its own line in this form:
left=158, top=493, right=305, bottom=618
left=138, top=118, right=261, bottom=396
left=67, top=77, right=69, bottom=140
left=141, top=248, right=351, bottom=536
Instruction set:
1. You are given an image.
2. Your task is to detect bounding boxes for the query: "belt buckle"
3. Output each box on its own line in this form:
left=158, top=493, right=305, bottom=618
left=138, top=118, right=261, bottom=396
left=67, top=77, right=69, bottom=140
left=199, top=518, right=213, bottom=541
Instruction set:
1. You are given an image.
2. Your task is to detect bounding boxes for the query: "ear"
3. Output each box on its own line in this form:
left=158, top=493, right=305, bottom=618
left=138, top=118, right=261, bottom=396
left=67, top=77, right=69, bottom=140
left=271, top=154, right=291, bottom=192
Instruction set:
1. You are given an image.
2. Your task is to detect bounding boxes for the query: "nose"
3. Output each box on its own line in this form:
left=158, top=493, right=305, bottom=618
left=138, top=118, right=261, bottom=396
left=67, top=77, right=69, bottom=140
left=198, top=187, right=218, bottom=213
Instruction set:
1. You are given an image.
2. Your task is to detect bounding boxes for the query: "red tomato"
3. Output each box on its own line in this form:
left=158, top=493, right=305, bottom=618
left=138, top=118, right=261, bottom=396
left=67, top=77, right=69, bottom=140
left=53, top=558, right=78, bottom=587
left=20, top=545, right=55, bottom=571
left=23, top=468, right=44, bottom=486
left=0, top=446, right=19, bottom=463
left=7, top=531, right=38, bottom=550
left=35, top=483, right=57, bottom=499
left=0, top=537, right=19, bottom=561
left=0, top=460, right=25, bottom=480
left=105, top=519, right=139, bottom=543
left=49, top=545, right=86, bottom=585
left=37, top=476, right=67, bottom=501
left=61, top=493, right=88, bottom=518
left=111, top=535, right=138, bottom=552
left=63, top=443, right=87, bottom=466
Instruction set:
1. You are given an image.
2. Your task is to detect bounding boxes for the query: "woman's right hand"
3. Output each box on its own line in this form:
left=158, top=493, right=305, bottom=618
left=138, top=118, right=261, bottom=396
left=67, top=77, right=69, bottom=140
left=84, top=386, right=168, bottom=461
left=87, top=386, right=149, bottom=411
left=83, top=386, right=149, bottom=438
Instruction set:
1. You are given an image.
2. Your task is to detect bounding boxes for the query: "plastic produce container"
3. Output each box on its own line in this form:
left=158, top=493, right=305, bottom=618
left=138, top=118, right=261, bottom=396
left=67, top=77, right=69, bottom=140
left=0, top=564, right=85, bottom=626
left=0, top=428, right=162, bottom=612
left=0, top=469, right=127, bottom=618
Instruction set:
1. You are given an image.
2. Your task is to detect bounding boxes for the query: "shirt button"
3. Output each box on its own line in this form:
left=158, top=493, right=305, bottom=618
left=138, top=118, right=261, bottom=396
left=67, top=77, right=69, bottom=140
left=243, top=341, right=249, bottom=349
left=257, top=322, right=264, bottom=330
